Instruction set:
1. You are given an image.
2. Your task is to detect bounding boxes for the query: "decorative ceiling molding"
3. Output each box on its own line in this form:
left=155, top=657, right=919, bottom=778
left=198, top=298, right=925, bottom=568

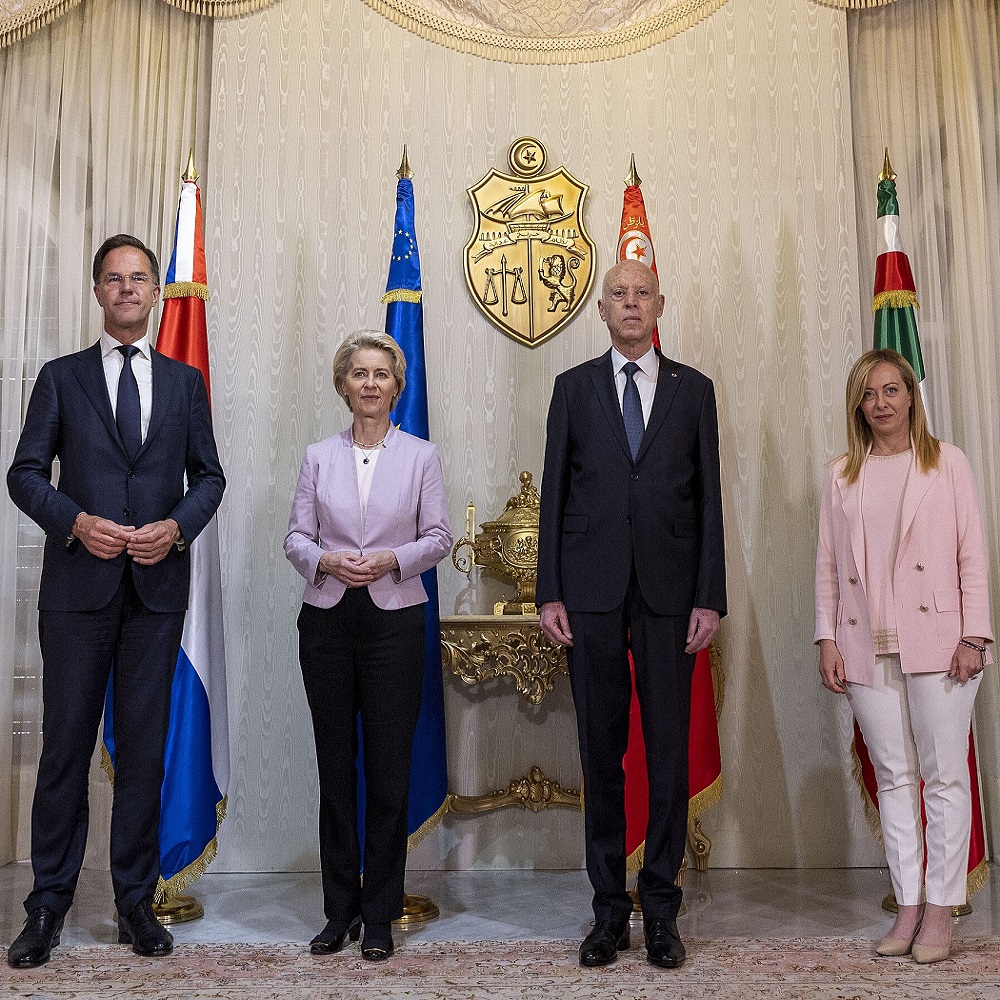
left=158, top=0, right=277, bottom=16
left=0, top=0, right=277, bottom=49
left=1, top=0, right=901, bottom=54
left=812, top=0, right=897, bottom=7
left=360, top=0, right=734, bottom=64
left=1, top=0, right=82, bottom=48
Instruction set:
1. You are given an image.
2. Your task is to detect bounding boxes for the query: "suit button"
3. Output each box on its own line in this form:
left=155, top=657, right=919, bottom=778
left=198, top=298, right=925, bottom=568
left=919, top=605, right=929, bottom=612
left=123, top=509, right=129, bottom=517
left=916, top=563, right=924, bottom=571
left=631, top=473, right=639, bottom=481
left=848, top=618, right=857, bottom=625
left=626, top=517, right=632, bottom=524
left=848, top=577, right=857, bottom=585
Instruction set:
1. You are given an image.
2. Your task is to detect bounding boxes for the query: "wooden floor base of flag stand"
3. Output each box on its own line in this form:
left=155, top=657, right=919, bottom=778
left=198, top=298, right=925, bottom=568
left=881, top=893, right=970, bottom=918
left=395, top=893, right=440, bottom=925
left=154, top=895, right=205, bottom=924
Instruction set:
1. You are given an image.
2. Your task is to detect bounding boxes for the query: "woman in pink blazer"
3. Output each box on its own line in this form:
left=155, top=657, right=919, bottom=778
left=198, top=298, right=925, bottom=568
left=285, top=331, right=451, bottom=961
left=815, top=349, right=993, bottom=964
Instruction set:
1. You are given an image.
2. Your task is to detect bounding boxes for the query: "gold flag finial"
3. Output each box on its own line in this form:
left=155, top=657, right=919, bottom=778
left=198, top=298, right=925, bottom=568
left=879, top=148, right=895, bottom=183
left=182, top=149, right=198, bottom=184
left=397, top=146, right=413, bottom=180
left=625, top=153, right=641, bottom=188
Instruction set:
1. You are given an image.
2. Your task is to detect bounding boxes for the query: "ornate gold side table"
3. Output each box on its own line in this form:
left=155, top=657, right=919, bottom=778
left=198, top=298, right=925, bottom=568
left=439, top=614, right=580, bottom=815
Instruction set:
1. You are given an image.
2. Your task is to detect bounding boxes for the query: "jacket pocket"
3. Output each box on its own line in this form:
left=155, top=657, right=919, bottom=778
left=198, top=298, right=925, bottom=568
left=562, top=514, right=589, bottom=533
left=934, top=588, right=962, bottom=650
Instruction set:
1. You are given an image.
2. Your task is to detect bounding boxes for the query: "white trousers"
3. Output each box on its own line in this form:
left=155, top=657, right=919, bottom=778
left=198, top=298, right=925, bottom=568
left=847, top=655, right=981, bottom=907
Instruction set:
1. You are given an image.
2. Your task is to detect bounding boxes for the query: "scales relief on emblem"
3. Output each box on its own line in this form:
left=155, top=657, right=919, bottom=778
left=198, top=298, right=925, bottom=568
left=464, top=138, right=596, bottom=348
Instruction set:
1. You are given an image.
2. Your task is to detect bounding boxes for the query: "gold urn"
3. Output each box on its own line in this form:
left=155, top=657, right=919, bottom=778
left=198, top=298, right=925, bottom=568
left=452, top=471, right=541, bottom=615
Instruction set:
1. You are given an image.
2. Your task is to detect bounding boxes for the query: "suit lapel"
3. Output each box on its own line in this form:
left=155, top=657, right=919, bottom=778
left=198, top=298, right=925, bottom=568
left=589, top=351, right=633, bottom=461
left=837, top=472, right=867, bottom=594
left=638, top=351, right=682, bottom=462
left=899, top=453, right=937, bottom=548
left=72, top=342, right=123, bottom=450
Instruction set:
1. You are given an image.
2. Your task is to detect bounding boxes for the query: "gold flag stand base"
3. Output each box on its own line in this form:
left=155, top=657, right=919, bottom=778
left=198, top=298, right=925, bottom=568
left=114, top=894, right=204, bottom=929
left=394, top=893, right=439, bottom=925
left=154, top=895, right=205, bottom=925
left=881, top=893, right=970, bottom=918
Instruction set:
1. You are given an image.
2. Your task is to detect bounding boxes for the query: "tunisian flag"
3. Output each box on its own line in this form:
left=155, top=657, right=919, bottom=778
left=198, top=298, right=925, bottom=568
left=852, top=151, right=987, bottom=900
left=617, top=164, right=723, bottom=872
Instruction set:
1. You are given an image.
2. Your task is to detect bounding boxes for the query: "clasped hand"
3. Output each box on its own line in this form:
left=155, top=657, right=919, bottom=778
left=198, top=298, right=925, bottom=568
left=73, top=513, right=180, bottom=565
left=949, top=638, right=988, bottom=685
left=319, top=550, right=398, bottom=588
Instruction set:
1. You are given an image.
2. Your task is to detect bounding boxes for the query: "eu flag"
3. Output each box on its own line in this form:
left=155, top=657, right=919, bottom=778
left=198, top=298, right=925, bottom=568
left=356, top=169, right=448, bottom=856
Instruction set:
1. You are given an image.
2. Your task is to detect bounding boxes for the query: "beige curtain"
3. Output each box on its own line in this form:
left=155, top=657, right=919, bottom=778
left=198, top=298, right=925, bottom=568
left=205, top=0, right=873, bottom=874
left=2, top=0, right=997, bottom=876
left=0, top=0, right=213, bottom=865
left=849, top=0, right=1000, bottom=850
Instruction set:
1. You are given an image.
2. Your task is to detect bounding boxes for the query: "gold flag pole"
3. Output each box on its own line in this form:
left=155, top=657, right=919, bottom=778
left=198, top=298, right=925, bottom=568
left=394, top=143, right=439, bottom=926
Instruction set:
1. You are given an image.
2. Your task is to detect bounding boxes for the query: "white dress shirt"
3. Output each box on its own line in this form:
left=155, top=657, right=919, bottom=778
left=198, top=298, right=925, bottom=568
left=611, top=343, right=658, bottom=427
left=101, top=330, right=152, bottom=443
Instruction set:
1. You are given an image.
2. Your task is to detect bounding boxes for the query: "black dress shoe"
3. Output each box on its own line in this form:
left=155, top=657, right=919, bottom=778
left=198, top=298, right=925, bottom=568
left=644, top=917, right=685, bottom=969
left=118, top=901, right=173, bottom=957
left=310, top=915, right=361, bottom=954
left=579, top=920, right=630, bottom=967
left=7, top=907, right=64, bottom=968
left=360, top=922, right=394, bottom=962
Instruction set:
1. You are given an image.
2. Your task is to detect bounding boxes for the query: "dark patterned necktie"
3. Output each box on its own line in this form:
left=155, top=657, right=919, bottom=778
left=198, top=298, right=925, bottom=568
left=622, top=361, right=644, bottom=460
left=116, top=344, right=141, bottom=460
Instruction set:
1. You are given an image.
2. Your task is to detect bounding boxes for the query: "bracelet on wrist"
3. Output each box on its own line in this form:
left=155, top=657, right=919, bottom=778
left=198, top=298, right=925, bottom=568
left=959, top=638, right=988, bottom=668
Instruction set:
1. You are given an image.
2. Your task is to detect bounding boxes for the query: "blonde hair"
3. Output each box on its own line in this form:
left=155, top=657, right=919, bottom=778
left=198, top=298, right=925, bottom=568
left=841, top=348, right=939, bottom=484
left=332, top=331, right=406, bottom=411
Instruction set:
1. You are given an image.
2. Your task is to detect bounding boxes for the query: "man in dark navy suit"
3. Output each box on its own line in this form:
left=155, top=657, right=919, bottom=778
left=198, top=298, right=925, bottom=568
left=6, top=234, right=225, bottom=966
left=537, top=259, right=726, bottom=970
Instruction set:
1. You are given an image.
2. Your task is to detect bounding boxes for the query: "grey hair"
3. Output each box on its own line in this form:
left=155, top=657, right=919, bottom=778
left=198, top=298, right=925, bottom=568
left=332, top=331, right=407, bottom=410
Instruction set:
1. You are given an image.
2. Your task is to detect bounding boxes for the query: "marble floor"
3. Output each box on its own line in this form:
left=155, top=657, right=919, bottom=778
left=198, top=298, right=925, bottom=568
left=1, top=863, right=998, bottom=948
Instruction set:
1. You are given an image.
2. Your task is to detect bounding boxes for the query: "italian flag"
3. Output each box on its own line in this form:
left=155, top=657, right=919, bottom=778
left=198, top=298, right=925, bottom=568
left=872, top=152, right=924, bottom=379
left=854, top=151, right=987, bottom=903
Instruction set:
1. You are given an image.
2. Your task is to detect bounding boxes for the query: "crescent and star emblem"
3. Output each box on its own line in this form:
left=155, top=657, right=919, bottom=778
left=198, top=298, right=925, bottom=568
left=618, top=231, right=654, bottom=265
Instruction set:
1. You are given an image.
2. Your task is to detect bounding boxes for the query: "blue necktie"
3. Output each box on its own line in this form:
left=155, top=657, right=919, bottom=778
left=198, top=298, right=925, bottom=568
left=116, top=344, right=141, bottom=461
left=622, top=361, right=644, bottom=461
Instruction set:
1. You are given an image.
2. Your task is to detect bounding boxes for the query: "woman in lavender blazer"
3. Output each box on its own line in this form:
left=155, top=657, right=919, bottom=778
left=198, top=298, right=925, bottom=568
left=815, top=349, right=993, bottom=964
left=284, top=331, right=452, bottom=961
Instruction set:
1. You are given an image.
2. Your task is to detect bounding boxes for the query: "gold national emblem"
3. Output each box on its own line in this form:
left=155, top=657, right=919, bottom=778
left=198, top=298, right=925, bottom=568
left=464, top=138, right=596, bottom=348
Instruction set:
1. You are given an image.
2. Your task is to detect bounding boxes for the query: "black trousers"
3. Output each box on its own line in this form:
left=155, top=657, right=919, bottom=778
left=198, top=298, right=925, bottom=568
left=566, top=573, right=694, bottom=925
left=297, top=589, right=425, bottom=925
left=27, top=569, right=183, bottom=918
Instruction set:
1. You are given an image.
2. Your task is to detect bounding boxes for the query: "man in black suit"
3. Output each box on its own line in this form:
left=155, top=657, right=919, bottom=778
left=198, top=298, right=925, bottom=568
left=6, top=235, right=225, bottom=966
left=537, top=259, right=726, bottom=970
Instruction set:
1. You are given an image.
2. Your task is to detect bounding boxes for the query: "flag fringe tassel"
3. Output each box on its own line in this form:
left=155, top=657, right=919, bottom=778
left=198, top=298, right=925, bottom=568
left=850, top=739, right=886, bottom=845
left=154, top=796, right=229, bottom=903
left=163, top=282, right=210, bottom=301
left=873, top=290, right=919, bottom=312
left=626, top=842, right=645, bottom=877
left=407, top=797, right=449, bottom=852
left=624, top=774, right=724, bottom=878
left=101, top=745, right=229, bottom=902
left=381, top=288, right=422, bottom=305
left=850, top=739, right=988, bottom=901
